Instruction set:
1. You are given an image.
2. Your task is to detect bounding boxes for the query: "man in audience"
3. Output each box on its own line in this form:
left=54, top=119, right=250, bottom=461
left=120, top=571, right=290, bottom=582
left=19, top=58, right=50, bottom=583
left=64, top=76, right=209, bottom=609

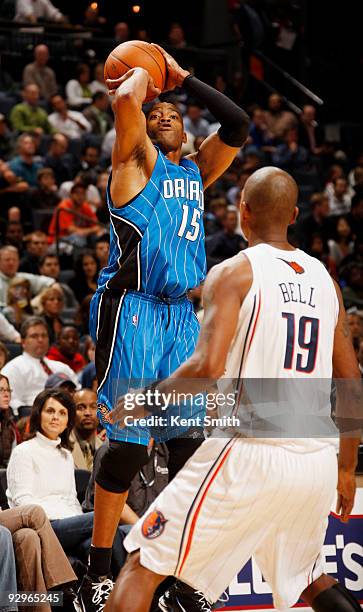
left=9, top=84, right=53, bottom=135
left=22, top=44, right=58, bottom=101
left=114, top=22, right=130, bottom=44
left=29, top=167, right=60, bottom=211
left=94, top=235, right=110, bottom=270
left=43, top=133, right=73, bottom=185
left=39, top=254, right=78, bottom=307
left=83, top=92, right=112, bottom=138
left=183, top=101, right=210, bottom=138
left=2, top=317, right=79, bottom=416
left=347, top=310, right=363, bottom=340
left=204, top=196, right=228, bottom=236
left=4, top=222, right=24, bottom=254
left=264, top=92, right=298, bottom=140
left=15, top=0, right=67, bottom=23
left=70, top=388, right=103, bottom=471
left=47, top=325, right=86, bottom=373
left=0, top=245, right=53, bottom=308
left=326, top=176, right=352, bottom=216
left=298, top=105, right=324, bottom=155
left=297, top=192, right=332, bottom=250
left=8, top=134, right=43, bottom=188
left=19, top=231, right=49, bottom=274
left=206, top=208, right=246, bottom=268
left=49, top=95, right=92, bottom=140
left=348, top=194, right=363, bottom=238
left=48, top=183, right=102, bottom=246
left=272, top=128, right=309, bottom=171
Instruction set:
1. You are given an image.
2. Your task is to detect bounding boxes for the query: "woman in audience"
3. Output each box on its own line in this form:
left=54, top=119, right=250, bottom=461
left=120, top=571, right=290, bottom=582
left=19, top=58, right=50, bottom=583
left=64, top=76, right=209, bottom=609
left=3, top=277, right=34, bottom=331
left=0, top=374, right=21, bottom=468
left=69, top=250, right=99, bottom=304
left=89, top=63, right=108, bottom=95
left=38, top=284, right=65, bottom=344
left=328, top=215, right=354, bottom=267
left=6, top=389, right=127, bottom=578
left=65, top=63, right=93, bottom=110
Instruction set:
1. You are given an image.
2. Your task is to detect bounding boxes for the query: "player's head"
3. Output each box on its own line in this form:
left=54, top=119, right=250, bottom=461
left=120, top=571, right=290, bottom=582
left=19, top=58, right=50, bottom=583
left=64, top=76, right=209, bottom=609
left=240, top=167, right=298, bottom=242
left=146, top=102, right=187, bottom=155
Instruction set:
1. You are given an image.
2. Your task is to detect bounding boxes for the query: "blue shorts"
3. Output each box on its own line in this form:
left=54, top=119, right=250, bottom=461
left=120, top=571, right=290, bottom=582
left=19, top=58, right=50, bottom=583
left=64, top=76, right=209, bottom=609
left=89, top=289, right=203, bottom=445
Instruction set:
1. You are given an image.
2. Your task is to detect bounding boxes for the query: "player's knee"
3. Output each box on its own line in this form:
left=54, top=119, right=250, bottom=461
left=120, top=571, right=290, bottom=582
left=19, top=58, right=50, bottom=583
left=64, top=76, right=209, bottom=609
left=311, top=583, right=361, bottom=611
left=96, top=441, right=149, bottom=493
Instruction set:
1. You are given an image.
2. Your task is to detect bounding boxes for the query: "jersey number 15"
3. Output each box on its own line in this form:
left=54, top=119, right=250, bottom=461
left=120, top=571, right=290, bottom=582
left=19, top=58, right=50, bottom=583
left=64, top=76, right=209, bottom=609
left=282, top=313, right=320, bottom=373
left=177, top=204, right=201, bottom=242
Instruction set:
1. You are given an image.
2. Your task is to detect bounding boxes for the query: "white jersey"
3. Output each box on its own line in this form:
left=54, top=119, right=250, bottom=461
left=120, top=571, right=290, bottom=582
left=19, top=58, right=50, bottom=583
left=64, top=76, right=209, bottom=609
left=125, top=244, right=341, bottom=609
left=221, top=243, right=339, bottom=452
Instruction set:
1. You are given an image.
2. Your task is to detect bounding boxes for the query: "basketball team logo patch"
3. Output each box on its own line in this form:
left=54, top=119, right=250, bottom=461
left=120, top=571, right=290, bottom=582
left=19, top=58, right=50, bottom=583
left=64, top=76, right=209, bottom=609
left=97, top=403, right=112, bottom=424
left=278, top=258, right=305, bottom=274
left=132, top=314, right=138, bottom=326
left=142, top=510, right=168, bottom=539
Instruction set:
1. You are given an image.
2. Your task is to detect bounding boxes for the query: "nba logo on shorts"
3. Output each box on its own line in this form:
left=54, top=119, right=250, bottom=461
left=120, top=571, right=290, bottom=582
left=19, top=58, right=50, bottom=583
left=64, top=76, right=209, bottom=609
left=132, top=314, right=138, bottom=326
left=142, top=510, right=167, bottom=539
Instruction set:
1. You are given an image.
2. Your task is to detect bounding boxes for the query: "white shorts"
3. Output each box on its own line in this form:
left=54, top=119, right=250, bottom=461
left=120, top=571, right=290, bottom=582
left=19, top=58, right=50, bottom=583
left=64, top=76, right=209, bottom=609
left=124, top=437, right=338, bottom=610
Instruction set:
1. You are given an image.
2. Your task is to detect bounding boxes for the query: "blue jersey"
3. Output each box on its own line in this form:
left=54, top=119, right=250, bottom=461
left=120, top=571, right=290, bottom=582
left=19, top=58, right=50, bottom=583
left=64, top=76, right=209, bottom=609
left=97, top=147, right=206, bottom=298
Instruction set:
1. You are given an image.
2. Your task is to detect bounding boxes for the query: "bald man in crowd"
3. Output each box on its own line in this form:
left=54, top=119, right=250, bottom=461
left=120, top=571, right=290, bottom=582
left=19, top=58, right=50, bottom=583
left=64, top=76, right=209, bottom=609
left=107, top=167, right=362, bottom=612
left=23, top=44, right=58, bottom=101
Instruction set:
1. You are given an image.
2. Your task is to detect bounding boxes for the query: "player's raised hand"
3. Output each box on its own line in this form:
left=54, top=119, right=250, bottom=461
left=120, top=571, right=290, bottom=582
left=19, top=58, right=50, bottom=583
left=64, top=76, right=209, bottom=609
left=151, top=43, right=190, bottom=91
left=106, top=68, right=161, bottom=99
left=336, top=468, right=356, bottom=522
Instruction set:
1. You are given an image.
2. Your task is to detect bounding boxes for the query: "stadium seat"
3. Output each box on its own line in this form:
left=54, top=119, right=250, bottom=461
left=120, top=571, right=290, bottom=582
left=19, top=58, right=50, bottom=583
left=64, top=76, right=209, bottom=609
left=75, top=469, right=91, bottom=505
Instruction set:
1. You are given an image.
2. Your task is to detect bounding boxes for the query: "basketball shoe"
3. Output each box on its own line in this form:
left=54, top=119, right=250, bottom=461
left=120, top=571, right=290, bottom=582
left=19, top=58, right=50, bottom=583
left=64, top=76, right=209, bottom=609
left=158, top=581, right=212, bottom=611
left=76, top=572, right=113, bottom=612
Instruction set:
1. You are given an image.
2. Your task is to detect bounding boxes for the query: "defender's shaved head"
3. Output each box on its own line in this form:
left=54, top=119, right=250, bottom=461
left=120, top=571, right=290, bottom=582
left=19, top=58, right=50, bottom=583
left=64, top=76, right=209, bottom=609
left=242, top=167, right=298, bottom=227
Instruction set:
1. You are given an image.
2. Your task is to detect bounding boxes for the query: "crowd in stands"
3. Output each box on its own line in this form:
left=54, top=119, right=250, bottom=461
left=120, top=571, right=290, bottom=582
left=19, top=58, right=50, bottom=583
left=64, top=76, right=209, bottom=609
left=0, top=4, right=362, bottom=610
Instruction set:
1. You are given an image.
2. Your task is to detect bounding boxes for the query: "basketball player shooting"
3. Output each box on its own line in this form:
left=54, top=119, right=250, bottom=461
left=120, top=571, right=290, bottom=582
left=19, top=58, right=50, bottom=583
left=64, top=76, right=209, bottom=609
left=78, top=44, right=250, bottom=611
left=106, top=167, right=362, bottom=612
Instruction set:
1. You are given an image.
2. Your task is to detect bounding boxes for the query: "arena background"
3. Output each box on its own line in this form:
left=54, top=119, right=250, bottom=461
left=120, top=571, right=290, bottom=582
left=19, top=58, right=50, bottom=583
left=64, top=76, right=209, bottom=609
left=0, top=0, right=362, bottom=610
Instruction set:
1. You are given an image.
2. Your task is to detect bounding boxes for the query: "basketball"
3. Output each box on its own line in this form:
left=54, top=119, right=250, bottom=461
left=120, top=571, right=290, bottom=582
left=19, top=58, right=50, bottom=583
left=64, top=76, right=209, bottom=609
left=104, top=40, right=167, bottom=102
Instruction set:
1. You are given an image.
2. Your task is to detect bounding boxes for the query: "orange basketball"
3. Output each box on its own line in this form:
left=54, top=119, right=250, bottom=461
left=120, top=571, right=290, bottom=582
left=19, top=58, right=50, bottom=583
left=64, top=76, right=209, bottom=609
left=104, top=40, right=167, bottom=103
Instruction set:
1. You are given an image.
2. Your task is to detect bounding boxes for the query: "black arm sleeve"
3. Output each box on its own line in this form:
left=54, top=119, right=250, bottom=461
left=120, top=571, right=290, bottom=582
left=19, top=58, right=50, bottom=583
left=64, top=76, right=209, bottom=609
left=182, top=75, right=250, bottom=147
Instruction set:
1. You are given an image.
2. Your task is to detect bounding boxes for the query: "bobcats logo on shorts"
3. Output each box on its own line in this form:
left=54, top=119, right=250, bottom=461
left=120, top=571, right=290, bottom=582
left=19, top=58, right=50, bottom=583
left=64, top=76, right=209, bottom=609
left=97, top=403, right=112, bottom=424
left=142, top=510, right=168, bottom=539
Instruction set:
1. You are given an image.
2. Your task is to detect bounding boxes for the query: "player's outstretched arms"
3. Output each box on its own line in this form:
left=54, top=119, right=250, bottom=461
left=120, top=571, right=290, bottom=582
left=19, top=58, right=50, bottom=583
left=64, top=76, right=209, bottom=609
left=332, top=280, right=362, bottom=522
